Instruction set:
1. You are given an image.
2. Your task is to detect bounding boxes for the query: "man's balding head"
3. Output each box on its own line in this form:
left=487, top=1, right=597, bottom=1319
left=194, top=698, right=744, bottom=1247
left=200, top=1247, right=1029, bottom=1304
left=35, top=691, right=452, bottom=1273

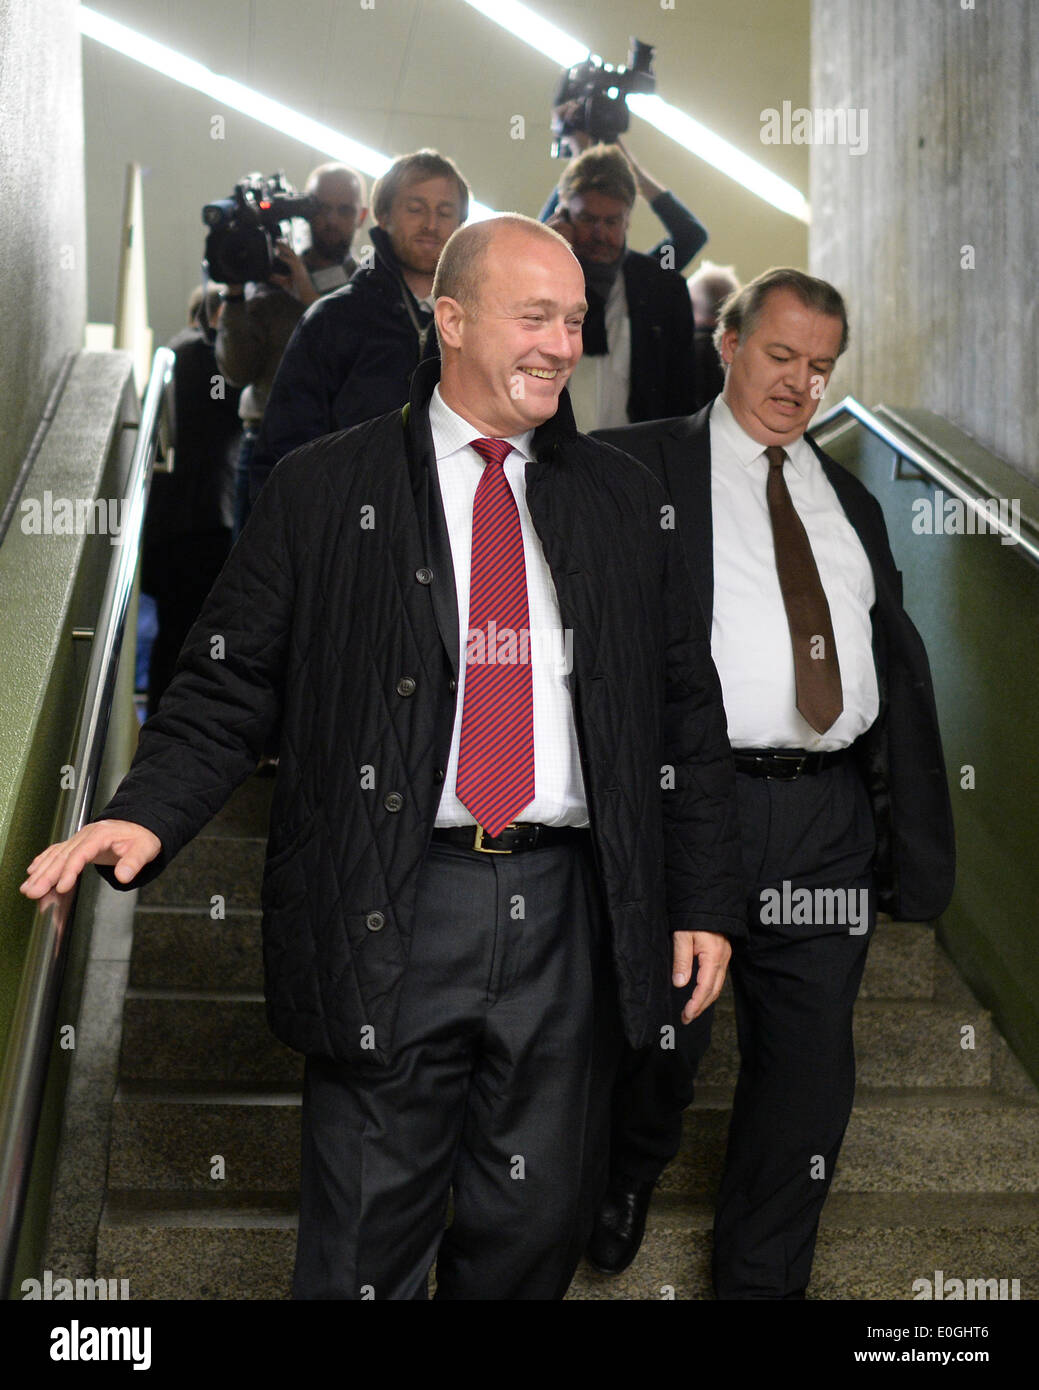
left=304, top=163, right=367, bottom=263
left=433, top=214, right=575, bottom=316
left=434, top=214, right=587, bottom=437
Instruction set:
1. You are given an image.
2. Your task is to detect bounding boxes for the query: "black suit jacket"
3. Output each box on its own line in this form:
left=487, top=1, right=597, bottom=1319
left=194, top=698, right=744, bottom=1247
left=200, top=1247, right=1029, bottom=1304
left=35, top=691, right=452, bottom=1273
left=595, top=402, right=956, bottom=922
left=621, top=250, right=699, bottom=424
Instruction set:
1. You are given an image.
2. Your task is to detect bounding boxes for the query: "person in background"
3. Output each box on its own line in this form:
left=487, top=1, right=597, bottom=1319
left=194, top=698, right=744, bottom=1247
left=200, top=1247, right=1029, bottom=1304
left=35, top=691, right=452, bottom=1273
left=250, top=149, right=470, bottom=497
left=540, top=124, right=708, bottom=272
left=216, top=163, right=368, bottom=537
left=588, top=267, right=955, bottom=1298
left=544, top=144, right=698, bottom=432
left=141, top=284, right=241, bottom=717
left=687, top=260, right=741, bottom=409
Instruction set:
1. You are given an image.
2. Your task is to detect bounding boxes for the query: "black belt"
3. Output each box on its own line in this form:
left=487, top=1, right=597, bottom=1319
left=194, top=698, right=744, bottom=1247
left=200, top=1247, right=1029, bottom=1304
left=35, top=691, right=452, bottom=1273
left=733, top=747, right=849, bottom=780
left=431, top=823, right=590, bottom=854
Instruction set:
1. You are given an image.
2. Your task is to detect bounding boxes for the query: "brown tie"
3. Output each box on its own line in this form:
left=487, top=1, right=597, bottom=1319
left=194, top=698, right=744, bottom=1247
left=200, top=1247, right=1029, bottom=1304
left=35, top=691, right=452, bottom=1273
left=765, top=445, right=844, bottom=734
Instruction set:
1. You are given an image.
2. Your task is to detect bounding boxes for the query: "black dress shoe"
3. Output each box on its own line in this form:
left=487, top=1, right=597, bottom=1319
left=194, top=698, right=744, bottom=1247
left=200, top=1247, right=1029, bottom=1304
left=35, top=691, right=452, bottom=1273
left=585, top=1175, right=657, bottom=1274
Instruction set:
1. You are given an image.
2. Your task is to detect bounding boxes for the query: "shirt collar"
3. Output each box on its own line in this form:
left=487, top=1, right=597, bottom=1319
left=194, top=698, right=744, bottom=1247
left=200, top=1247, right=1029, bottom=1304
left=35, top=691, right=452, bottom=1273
left=711, top=394, right=814, bottom=478
left=429, top=384, right=534, bottom=463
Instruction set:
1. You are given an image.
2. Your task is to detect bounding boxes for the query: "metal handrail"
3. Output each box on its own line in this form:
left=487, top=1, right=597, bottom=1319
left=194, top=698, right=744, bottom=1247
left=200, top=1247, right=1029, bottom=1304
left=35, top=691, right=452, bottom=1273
left=810, top=395, right=1039, bottom=567
left=0, top=346, right=174, bottom=1296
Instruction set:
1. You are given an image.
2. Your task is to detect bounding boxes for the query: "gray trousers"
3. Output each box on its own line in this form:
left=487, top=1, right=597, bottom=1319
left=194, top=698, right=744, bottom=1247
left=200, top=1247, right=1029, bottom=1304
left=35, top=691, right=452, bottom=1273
left=292, top=836, right=619, bottom=1300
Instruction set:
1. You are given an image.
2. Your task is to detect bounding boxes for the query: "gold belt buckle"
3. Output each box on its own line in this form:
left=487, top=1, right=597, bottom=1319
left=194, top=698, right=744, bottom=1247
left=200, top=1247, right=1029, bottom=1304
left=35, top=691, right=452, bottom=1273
left=472, top=822, right=516, bottom=853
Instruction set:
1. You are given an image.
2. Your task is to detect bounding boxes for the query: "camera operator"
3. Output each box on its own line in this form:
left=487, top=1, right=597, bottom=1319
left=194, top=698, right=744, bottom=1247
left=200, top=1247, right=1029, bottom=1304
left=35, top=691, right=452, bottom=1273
left=216, top=163, right=368, bottom=536
left=540, top=120, right=708, bottom=273
left=250, top=149, right=469, bottom=500
left=546, top=144, right=699, bottom=432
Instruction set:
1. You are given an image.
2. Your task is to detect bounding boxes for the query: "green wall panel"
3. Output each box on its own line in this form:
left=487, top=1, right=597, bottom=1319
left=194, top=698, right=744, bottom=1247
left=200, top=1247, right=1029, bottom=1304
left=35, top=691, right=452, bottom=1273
left=823, top=423, right=1039, bottom=1083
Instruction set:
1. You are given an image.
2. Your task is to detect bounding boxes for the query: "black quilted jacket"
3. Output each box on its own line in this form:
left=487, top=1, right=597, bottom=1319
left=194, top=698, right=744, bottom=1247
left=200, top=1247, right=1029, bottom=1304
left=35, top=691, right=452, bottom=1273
left=95, top=358, right=745, bottom=1062
left=251, top=226, right=439, bottom=490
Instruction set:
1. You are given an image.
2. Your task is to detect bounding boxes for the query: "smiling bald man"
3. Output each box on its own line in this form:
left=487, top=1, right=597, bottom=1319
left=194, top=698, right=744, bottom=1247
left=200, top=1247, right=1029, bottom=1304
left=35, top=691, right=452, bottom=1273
left=22, top=214, right=744, bottom=1301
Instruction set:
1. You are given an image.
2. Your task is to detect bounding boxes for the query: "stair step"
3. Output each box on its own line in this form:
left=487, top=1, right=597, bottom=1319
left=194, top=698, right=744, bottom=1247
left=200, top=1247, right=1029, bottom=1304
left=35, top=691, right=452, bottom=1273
left=102, top=1188, right=299, bottom=1227
left=200, top=774, right=274, bottom=838
left=106, top=1080, right=1039, bottom=1196
left=137, top=838, right=266, bottom=910
left=660, top=1087, right=1039, bottom=1197
left=108, top=1084, right=301, bottom=1190
left=697, top=1001, right=992, bottom=1087
left=95, top=1189, right=1039, bottom=1300
left=129, top=910, right=263, bottom=991
left=859, top=921, right=934, bottom=999
left=98, top=1190, right=296, bottom=1300
left=118, top=992, right=302, bottom=1083
left=567, top=1193, right=1039, bottom=1300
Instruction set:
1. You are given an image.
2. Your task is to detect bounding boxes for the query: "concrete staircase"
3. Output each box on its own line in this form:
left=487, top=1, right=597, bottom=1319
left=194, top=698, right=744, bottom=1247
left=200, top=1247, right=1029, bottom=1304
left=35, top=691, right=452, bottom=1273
left=95, top=775, right=1039, bottom=1299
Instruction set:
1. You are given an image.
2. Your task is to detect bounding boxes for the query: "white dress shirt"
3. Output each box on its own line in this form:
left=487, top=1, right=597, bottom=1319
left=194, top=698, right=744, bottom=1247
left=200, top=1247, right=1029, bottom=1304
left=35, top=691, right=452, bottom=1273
left=708, top=396, right=880, bottom=751
left=566, top=271, right=631, bottom=433
left=428, top=386, right=589, bottom=827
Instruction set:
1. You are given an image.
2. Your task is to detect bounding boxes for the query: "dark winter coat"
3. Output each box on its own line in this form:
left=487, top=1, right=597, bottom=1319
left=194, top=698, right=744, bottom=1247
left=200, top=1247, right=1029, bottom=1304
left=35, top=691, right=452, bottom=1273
left=251, top=226, right=438, bottom=486
left=95, top=359, right=746, bottom=1063
left=622, top=250, right=699, bottom=424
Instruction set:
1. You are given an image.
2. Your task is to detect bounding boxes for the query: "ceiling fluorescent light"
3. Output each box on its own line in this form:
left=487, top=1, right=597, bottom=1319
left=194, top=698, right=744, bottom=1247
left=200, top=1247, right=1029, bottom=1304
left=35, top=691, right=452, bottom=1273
left=78, top=6, right=497, bottom=219
left=628, top=95, right=810, bottom=224
left=460, top=0, right=588, bottom=68
left=459, top=0, right=810, bottom=223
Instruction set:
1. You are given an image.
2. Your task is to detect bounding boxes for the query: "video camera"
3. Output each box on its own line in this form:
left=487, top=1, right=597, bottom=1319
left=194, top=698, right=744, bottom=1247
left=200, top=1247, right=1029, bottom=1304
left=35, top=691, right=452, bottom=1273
left=550, top=38, right=656, bottom=156
left=202, top=173, right=317, bottom=285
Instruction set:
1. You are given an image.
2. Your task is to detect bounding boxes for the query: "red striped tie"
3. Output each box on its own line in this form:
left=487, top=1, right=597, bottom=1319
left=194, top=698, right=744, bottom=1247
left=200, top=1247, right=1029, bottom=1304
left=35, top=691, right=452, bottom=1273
left=455, top=437, right=535, bottom=837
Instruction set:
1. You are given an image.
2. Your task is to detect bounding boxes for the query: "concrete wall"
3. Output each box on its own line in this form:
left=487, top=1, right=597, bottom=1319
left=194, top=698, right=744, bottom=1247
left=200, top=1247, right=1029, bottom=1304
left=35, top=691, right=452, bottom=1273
left=0, top=0, right=86, bottom=509
left=810, top=0, right=1037, bottom=482
left=810, top=0, right=1039, bottom=1078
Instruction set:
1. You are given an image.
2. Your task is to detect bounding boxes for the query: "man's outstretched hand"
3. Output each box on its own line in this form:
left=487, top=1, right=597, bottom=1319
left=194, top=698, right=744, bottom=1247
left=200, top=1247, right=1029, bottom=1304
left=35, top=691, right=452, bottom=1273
left=672, top=930, right=732, bottom=1023
left=20, top=821, right=162, bottom=899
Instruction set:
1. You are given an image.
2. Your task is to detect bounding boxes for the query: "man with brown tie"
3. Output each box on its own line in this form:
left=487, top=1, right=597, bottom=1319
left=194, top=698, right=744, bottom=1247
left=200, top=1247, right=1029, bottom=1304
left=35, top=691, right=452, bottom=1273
left=21, top=214, right=745, bottom=1300
left=590, top=267, right=955, bottom=1298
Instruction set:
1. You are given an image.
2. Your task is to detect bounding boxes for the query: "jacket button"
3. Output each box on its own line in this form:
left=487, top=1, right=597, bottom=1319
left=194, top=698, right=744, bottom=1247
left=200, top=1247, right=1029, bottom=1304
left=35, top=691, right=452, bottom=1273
left=433, top=767, right=445, bottom=783
left=384, top=791, right=404, bottom=812
left=448, top=679, right=457, bottom=693
left=365, top=911, right=385, bottom=932
left=396, top=676, right=416, bottom=697
left=415, top=567, right=433, bottom=585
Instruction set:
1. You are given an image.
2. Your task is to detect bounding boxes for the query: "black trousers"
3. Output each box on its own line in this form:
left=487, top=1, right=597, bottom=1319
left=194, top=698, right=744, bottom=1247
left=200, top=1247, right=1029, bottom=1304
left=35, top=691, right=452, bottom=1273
left=292, top=836, right=619, bottom=1300
left=608, top=758, right=876, bottom=1299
